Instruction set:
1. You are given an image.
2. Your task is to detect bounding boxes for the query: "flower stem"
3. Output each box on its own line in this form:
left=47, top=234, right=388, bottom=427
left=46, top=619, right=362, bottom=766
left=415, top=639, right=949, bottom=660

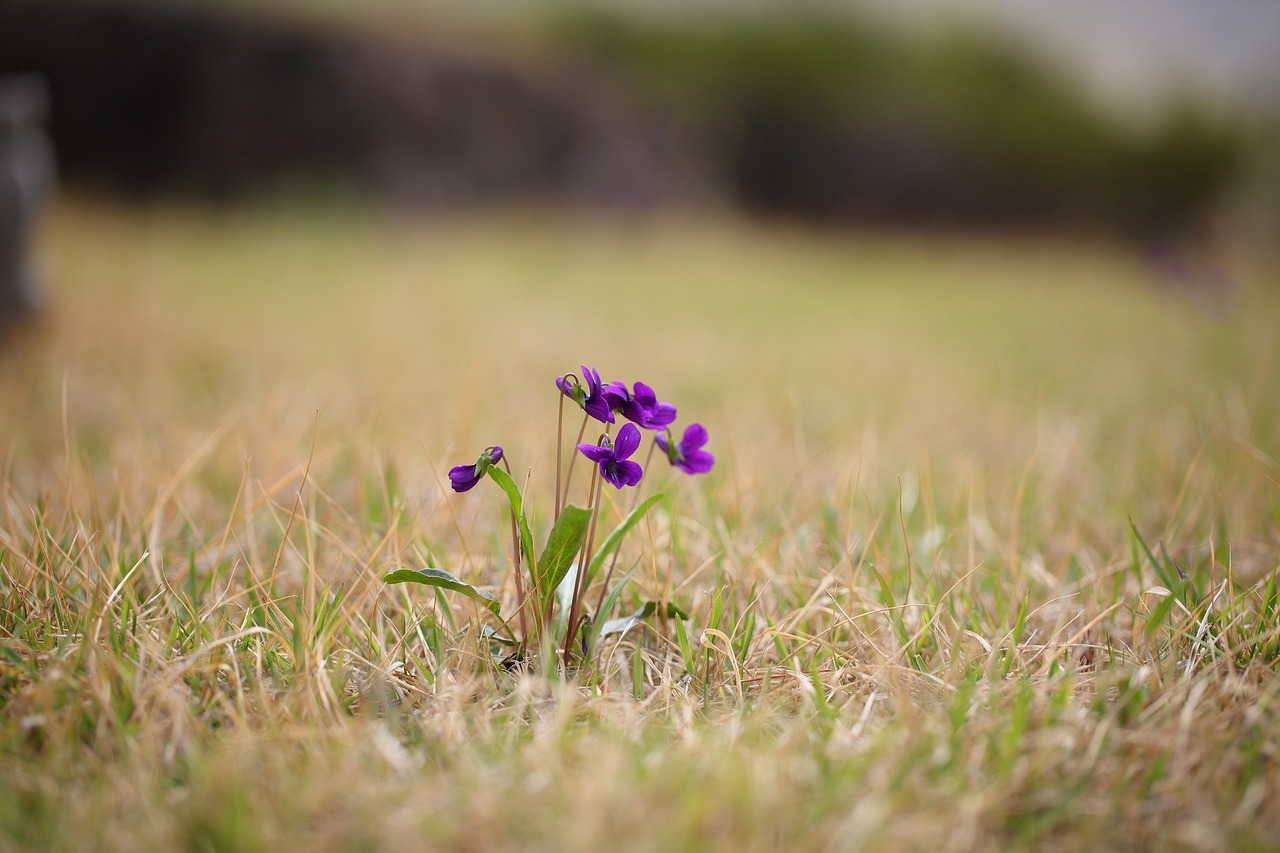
left=561, top=411, right=590, bottom=510
left=595, top=438, right=659, bottom=614
left=553, top=373, right=577, bottom=522
left=564, top=433, right=607, bottom=664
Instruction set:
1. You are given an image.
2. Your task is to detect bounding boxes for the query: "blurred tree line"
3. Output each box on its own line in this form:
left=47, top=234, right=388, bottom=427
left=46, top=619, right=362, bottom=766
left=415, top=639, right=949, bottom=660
left=0, top=0, right=1252, bottom=239
left=559, top=14, right=1245, bottom=237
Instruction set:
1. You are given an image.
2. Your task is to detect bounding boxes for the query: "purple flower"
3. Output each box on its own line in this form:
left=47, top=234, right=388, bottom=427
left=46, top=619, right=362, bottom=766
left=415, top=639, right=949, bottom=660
left=618, top=381, right=677, bottom=430
left=577, top=423, right=644, bottom=489
left=656, top=424, right=714, bottom=475
left=448, top=445, right=503, bottom=493
left=556, top=365, right=624, bottom=424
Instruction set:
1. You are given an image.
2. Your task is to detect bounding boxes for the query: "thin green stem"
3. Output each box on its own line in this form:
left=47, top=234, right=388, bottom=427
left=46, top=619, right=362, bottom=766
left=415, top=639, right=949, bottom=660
left=554, top=392, right=565, bottom=520
left=553, top=373, right=577, bottom=522
left=562, top=411, right=590, bottom=510
left=564, top=431, right=608, bottom=663
left=595, top=438, right=659, bottom=614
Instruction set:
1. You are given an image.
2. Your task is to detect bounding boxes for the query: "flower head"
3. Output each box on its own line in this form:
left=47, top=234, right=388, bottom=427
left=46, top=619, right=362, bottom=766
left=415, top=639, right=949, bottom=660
left=577, top=423, right=644, bottom=489
left=618, top=381, right=677, bottom=430
left=448, top=445, right=503, bottom=493
left=656, top=424, right=714, bottom=475
left=557, top=366, right=624, bottom=424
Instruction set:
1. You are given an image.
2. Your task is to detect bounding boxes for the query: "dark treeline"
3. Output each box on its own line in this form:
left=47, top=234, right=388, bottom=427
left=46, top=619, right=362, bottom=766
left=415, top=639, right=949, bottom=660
left=0, top=0, right=1246, bottom=238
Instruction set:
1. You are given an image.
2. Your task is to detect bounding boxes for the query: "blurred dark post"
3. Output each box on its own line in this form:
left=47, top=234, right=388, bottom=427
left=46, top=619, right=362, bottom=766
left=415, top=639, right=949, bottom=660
left=0, top=74, right=54, bottom=336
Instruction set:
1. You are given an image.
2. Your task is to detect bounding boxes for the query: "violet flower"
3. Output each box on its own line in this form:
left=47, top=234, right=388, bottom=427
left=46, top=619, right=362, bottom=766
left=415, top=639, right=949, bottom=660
left=577, top=423, right=644, bottom=489
left=448, top=445, right=503, bottom=493
left=618, top=381, right=677, bottom=430
left=556, top=365, right=623, bottom=424
left=656, top=424, right=714, bottom=475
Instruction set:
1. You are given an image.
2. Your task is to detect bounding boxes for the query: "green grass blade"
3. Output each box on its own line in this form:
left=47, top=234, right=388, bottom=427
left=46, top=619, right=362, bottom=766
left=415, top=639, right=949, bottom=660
left=674, top=615, right=697, bottom=676
left=587, top=561, right=640, bottom=652
left=585, top=493, right=665, bottom=587
left=1128, top=518, right=1176, bottom=591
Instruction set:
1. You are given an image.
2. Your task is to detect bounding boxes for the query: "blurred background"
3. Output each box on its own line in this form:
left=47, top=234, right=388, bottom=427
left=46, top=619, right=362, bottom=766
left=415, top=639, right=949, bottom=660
left=0, top=0, right=1278, bottom=621
left=1, top=0, right=1279, bottom=511
left=1, top=0, right=1278, bottom=243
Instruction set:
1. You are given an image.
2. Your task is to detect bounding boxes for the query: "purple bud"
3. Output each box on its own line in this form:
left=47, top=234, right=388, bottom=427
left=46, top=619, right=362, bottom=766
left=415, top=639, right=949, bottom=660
left=448, top=445, right=504, bottom=493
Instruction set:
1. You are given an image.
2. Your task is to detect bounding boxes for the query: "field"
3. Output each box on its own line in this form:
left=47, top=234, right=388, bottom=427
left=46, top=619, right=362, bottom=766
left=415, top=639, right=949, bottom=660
left=2, top=200, right=1279, bottom=851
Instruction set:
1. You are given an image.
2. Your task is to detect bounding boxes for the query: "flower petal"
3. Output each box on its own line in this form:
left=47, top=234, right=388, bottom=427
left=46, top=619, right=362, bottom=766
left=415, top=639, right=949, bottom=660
left=613, top=423, right=641, bottom=460
left=619, top=399, right=647, bottom=426
left=584, top=394, right=616, bottom=424
left=577, top=443, right=613, bottom=464
left=448, top=464, right=482, bottom=492
left=600, top=461, right=627, bottom=489
left=632, top=381, right=656, bottom=407
left=583, top=365, right=601, bottom=395
left=603, top=389, right=627, bottom=413
left=678, top=449, right=714, bottom=475
left=649, top=403, right=678, bottom=428
left=680, top=423, right=709, bottom=452
left=616, top=459, right=644, bottom=487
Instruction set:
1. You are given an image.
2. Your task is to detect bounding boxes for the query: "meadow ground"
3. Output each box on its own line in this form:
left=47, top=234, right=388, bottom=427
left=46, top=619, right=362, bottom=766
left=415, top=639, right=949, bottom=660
left=1, top=199, right=1279, bottom=851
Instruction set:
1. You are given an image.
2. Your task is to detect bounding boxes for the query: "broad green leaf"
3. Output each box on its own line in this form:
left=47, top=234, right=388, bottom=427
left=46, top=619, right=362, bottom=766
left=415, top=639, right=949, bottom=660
left=383, top=567, right=500, bottom=615
left=537, top=504, right=591, bottom=608
left=585, top=493, right=665, bottom=587
left=486, top=466, right=538, bottom=588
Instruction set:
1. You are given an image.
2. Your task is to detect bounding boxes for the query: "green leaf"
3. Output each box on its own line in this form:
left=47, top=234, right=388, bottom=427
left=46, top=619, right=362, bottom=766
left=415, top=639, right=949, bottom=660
left=585, top=493, right=665, bottom=587
left=537, top=505, right=591, bottom=609
left=486, top=466, right=538, bottom=588
left=383, top=568, right=501, bottom=615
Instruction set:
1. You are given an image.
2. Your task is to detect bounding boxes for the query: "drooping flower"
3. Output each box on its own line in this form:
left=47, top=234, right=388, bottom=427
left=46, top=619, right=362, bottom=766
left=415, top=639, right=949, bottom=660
left=556, top=365, right=624, bottom=424
left=656, top=424, right=714, bottom=475
left=618, top=381, right=677, bottom=430
left=448, top=445, right=504, bottom=493
left=577, top=423, right=644, bottom=489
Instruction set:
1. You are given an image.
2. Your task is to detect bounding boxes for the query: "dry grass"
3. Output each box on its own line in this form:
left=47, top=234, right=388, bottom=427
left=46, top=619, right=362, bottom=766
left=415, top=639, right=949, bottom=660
left=1, top=199, right=1279, bottom=851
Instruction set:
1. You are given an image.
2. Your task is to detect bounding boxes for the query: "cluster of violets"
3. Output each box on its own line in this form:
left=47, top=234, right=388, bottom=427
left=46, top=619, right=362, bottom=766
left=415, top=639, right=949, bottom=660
left=433, top=365, right=714, bottom=660
left=556, top=365, right=714, bottom=488
left=448, top=365, right=713, bottom=494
